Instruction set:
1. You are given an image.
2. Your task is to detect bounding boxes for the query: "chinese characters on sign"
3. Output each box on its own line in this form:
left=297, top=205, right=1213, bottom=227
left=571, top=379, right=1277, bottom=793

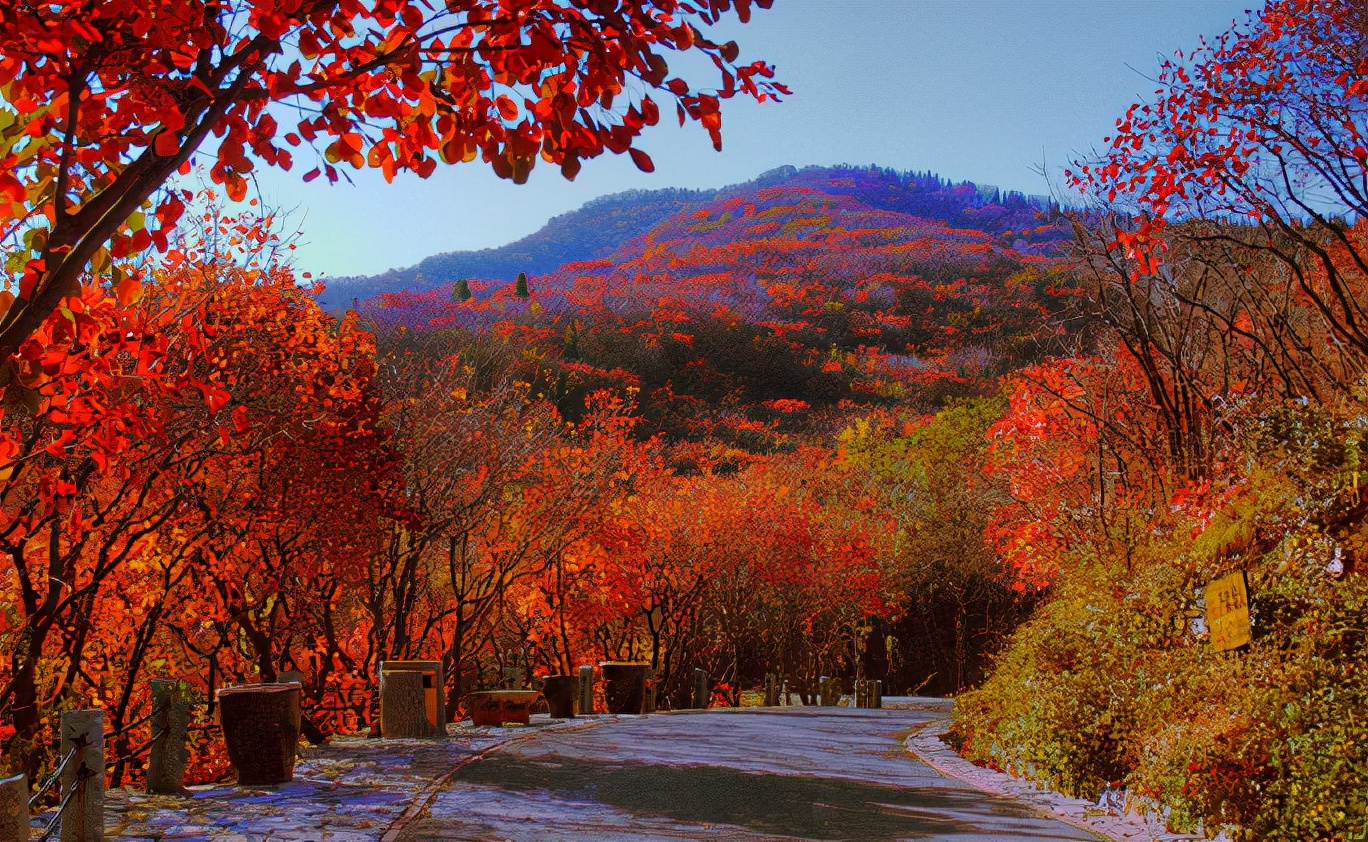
left=1204, top=571, right=1251, bottom=652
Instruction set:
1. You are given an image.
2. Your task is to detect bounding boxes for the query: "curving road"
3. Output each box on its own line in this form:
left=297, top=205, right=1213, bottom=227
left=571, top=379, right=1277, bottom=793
left=395, top=701, right=1103, bottom=841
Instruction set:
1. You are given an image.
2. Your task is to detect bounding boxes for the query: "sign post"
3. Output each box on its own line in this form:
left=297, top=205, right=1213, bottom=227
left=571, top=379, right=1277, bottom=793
left=1205, top=571, right=1251, bottom=652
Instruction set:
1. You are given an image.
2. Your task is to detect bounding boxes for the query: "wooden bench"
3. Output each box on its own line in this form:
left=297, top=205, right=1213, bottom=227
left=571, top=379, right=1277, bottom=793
left=465, top=690, right=542, bottom=726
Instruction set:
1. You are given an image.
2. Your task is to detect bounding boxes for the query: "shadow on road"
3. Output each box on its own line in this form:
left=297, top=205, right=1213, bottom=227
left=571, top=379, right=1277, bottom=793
left=454, top=751, right=1046, bottom=839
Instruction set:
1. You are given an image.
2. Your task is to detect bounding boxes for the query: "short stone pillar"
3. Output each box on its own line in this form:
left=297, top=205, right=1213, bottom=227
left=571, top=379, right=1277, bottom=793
left=577, top=665, right=595, bottom=715
left=146, top=680, right=192, bottom=794
left=692, top=669, right=708, bottom=709
left=763, top=673, right=778, bottom=707
left=642, top=679, right=657, bottom=714
left=60, top=709, right=104, bottom=842
left=818, top=676, right=838, bottom=707
left=0, top=774, right=28, bottom=842
left=853, top=679, right=881, bottom=709
left=599, top=662, right=650, bottom=714
left=379, top=660, right=446, bottom=738
left=540, top=676, right=576, bottom=719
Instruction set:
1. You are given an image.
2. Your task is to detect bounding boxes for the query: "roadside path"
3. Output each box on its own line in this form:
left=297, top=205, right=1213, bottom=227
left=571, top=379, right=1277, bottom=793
left=78, top=719, right=597, bottom=841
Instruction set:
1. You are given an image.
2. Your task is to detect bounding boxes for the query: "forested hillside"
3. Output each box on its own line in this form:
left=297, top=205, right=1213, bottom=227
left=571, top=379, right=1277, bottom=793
left=324, top=165, right=1061, bottom=309
left=360, top=165, right=1073, bottom=446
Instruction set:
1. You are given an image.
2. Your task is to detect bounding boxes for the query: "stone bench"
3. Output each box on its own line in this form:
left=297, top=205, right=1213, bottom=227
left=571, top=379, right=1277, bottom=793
left=465, top=690, right=542, bottom=726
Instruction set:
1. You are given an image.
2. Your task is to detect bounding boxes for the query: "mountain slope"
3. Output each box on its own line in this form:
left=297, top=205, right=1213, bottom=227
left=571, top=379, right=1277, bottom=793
left=360, top=165, right=1075, bottom=445
left=319, top=165, right=1060, bottom=311
left=316, top=187, right=711, bottom=310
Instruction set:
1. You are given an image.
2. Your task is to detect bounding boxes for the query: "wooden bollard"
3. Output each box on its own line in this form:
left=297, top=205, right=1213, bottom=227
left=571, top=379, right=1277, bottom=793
left=60, top=709, right=104, bottom=842
left=0, top=775, right=28, bottom=842
left=874, top=680, right=883, bottom=709
left=577, top=665, right=594, bottom=715
left=692, top=669, right=708, bottom=709
left=146, top=680, right=191, bottom=794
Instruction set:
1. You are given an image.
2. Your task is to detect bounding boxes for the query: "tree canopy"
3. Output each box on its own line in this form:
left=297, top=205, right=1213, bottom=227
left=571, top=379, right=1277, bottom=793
left=0, top=0, right=784, bottom=359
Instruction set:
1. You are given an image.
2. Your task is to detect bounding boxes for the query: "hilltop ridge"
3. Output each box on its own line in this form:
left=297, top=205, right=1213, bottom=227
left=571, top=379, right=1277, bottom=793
left=319, top=165, right=1058, bottom=311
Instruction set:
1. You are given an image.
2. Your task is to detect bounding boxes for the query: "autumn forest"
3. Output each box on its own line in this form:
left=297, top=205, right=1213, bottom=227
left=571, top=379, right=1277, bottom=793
left=3, top=0, right=1368, bottom=839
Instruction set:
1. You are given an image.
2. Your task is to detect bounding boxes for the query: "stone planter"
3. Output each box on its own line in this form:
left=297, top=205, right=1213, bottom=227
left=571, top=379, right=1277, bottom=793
left=216, top=683, right=301, bottom=786
left=540, top=676, right=576, bottom=718
left=599, top=662, right=650, bottom=714
left=465, top=690, right=541, bottom=726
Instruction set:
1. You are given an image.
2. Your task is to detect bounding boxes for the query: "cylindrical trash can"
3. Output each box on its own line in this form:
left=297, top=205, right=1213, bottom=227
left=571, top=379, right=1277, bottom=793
left=599, top=662, right=650, bottom=714
left=216, top=683, right=301, bottom=785
left=541, top=676, right=577, bottom=718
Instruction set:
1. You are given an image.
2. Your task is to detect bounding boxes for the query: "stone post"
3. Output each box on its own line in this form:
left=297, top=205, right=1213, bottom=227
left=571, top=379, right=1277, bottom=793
left=763, top=673, right=777, bottom=707
left=577, top=665, right=594, bottom=715
left=874, top=680, right=883, bottom=709
left=642, top=670, right=657, bottom=714
left=146, top=680, right=191, bottom=794
left=692, top=669, right=708, bottom=710
left=0, top=775, right=28, bottom=842
left=60, top=709, right=104, bottom=842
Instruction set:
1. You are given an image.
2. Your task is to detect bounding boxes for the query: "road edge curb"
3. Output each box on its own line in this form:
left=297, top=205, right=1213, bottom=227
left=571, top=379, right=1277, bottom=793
left=378, top=716, right=611, bottom=842
left=901, top=717, right=1182, bottom=842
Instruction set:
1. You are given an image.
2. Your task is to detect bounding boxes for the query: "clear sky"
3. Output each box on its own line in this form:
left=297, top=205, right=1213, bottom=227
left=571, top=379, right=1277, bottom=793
left=250, top=0, right=1255, bottom=279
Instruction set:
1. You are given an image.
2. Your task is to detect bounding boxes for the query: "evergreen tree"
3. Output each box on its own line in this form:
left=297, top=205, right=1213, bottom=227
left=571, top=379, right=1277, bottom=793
left=514, top=272, right=530, bottom=298
left=563, top=322, right=580, bottom=360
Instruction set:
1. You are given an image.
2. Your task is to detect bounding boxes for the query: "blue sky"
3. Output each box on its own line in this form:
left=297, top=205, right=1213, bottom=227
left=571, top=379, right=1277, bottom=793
left=251, top=0, right=1253, bottom=279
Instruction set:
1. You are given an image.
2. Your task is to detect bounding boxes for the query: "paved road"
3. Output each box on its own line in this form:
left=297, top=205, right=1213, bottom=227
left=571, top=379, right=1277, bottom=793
left=397, top=703, right=1103, bottom=841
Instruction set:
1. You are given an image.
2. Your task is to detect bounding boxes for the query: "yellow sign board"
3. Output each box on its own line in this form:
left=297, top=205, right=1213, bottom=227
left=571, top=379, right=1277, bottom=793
left=1205, top=571, right=1251, bottom=652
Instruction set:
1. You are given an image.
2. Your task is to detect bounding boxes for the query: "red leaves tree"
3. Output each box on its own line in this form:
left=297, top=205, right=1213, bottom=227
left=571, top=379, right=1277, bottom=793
left=0, top=0, right=784, bottom=360
left=1068, top=0, right=1368, bottom=448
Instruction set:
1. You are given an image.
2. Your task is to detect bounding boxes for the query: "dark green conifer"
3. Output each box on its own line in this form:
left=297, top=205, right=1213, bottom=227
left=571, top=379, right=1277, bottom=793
left=563, top=322, right=580, bottom=360
left=514, top=272, right=530, bottom=298
left=452, top=278, right=472, bottom=302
